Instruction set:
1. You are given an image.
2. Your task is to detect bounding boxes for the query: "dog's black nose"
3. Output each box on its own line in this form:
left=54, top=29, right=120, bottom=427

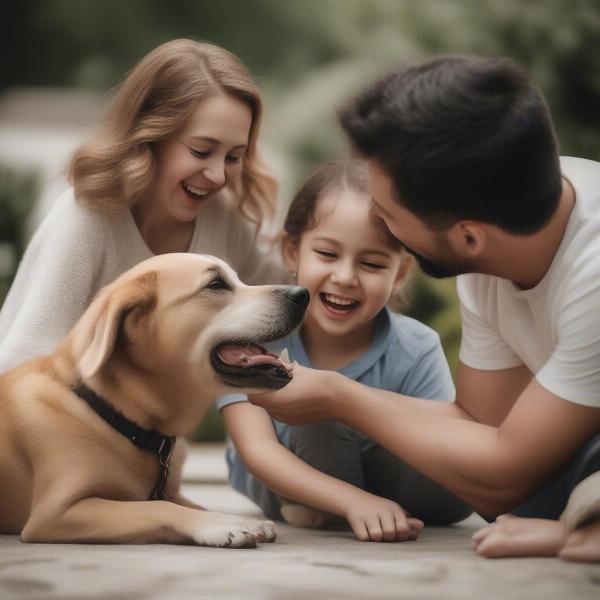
left=288, top=286, right=310, bottom=308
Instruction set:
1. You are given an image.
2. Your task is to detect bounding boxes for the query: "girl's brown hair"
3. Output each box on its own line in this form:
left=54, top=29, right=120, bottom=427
left=69, top=39, right=277, bottom=224
left=285, top=159, right=402, bottom=249
left=284, top=159, right=412, bottom=310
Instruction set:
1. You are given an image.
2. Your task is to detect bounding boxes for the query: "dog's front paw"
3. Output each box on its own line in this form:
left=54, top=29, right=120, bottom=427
left=189, top=512, right=276, bottom=548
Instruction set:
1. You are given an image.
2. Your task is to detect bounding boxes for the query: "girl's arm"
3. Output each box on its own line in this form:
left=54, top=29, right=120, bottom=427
left=222, top=401, right=423, bottom=542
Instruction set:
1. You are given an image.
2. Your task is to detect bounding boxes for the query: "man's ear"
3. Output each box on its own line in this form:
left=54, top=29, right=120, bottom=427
left=393, top=252, right=414, bottom=288
left=281, top=233, right=300, bottom=274
left=449, top=221, right=486, bottom=257
left=73, top=272, right=157, bottom=379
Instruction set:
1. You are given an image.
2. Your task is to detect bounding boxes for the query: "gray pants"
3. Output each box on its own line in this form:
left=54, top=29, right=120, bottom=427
left=245, top=420, right=473, bottom=525
left=244, top=425, right=600, bottom=525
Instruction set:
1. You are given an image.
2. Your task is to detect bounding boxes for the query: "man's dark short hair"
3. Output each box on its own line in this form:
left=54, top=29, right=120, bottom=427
left=339, top=56, right=562, bottom=234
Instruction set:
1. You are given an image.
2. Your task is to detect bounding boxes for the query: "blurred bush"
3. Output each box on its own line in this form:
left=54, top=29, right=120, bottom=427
left=0, top=166, right=38, bottom=302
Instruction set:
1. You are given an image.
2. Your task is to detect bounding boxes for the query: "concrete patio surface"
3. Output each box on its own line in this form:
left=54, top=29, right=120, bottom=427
left=1, top=444, right=599, bottom=600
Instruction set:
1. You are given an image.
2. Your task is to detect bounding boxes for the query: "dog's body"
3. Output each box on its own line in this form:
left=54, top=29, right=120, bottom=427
left=0, top=254, right=307, bottom=547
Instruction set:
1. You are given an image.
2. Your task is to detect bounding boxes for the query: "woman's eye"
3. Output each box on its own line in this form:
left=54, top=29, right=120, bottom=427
left=315, top=250, right=337, bottom=259
left=226, top=155, right=243, bottom=164
left=206, top=277, right=231, bottom=291
left=190, top=149, right=210, bottom=159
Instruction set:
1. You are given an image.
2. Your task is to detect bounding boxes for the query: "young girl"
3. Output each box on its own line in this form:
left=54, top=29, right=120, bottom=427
left=216, top=160, right=472, bottom=542
left=0, top=39, right=286, bottom=372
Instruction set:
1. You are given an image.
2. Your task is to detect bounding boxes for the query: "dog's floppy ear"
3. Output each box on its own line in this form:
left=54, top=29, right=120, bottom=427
left=73, top=272, right=157, bottom=379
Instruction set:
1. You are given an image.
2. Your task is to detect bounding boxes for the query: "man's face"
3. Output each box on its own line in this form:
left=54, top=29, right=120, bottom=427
left=367, top=161, right=469, bottom=279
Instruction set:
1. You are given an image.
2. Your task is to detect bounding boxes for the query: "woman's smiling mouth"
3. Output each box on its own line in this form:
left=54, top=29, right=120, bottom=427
left=181, top=181, right=211, bottom=201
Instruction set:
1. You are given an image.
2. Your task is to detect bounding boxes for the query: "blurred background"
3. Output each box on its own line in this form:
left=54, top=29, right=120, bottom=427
left=1, top=0, right=599, bottom=440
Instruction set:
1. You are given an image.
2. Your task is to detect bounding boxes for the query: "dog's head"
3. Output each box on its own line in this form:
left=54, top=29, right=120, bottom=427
left=69, top=254, right=308, bottom=395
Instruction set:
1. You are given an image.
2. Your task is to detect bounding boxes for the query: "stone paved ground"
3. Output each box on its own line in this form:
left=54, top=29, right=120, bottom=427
left=1, top=444, right=599, bottom=600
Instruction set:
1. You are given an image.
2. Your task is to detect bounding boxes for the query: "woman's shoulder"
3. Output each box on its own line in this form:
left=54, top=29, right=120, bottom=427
left=30, top=187, right=121, bottom=256
left=43, top=187, right=114, bottom=231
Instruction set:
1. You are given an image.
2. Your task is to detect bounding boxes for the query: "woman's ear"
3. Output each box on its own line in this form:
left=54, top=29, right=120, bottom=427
left=281, top=233, right=300, bottom=274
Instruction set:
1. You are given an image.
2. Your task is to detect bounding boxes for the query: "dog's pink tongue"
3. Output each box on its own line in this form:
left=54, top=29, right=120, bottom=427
left=217, top=344, right=282, bottom=367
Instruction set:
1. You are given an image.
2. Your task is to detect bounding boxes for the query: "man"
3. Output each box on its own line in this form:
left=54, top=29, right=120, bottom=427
left=251, top=56, right=600, bottom=561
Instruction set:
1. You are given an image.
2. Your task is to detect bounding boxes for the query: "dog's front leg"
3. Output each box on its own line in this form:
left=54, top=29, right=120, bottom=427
left=21, top=498, right=275, bottom=547
left=168, top=491, right=206, bottom=510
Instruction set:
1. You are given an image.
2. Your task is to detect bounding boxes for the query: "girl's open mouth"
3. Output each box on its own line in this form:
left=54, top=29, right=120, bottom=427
left=319, top=292, right=360, bottom=316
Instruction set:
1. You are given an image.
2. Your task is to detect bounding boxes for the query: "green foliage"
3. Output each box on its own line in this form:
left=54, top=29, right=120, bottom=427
left=0, top=167, right=38, bottom=304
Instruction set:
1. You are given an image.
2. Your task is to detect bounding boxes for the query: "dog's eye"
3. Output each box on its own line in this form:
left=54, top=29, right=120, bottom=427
left=206, top=276, right=231, bottom=291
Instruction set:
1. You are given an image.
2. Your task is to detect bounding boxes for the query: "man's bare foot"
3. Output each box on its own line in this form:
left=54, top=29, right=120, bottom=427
left=559, top=520, right=600, bottom=563
left=472, top=514, right=567, bottom=558
left=280, top=503, right=332, bottom=528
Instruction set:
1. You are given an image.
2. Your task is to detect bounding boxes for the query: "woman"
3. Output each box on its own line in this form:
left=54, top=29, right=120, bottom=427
left=0, top=39, right=286, bottom=372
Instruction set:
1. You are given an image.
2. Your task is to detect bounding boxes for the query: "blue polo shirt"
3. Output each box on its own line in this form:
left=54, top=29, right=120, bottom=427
left=215, top=307, right=455, bottom=494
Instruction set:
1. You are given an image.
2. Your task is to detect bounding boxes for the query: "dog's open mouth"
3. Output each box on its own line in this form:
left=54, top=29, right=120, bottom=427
left=211, top=343, right=294, bottom=390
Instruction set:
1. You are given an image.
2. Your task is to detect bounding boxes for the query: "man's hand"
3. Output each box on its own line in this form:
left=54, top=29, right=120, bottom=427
left=344, top=490, right=424, bottom=542
left=249, top=364, right=339, bottom=424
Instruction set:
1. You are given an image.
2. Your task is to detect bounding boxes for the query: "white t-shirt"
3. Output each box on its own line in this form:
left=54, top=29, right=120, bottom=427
left=0, top=188, right=286, bottom=373
left=458, top=156, right=600, bottom=407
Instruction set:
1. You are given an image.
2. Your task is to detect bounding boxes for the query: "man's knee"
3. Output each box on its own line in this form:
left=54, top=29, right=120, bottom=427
left=571, top=434, right=600, bottom=484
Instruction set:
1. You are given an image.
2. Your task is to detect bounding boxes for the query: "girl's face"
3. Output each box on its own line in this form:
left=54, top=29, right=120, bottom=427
left=152, top=94, right=252, bottom=222
left=283, top=192, right=407, bottom=341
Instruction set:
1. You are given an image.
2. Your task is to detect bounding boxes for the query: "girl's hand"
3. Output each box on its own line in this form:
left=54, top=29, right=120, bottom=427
left=345, top=491, right=424, bottom=542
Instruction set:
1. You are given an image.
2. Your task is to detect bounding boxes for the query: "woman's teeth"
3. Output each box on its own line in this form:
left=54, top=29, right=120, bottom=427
left=182, top=182, right=209, bottom=197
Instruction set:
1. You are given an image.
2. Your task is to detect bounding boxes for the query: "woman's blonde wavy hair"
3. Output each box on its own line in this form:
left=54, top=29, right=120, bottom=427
left=69, top=39, right=277, bottom=225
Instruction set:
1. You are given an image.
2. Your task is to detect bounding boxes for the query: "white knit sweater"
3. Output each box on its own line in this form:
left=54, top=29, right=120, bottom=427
left=0, top=188, right=287, bottom=373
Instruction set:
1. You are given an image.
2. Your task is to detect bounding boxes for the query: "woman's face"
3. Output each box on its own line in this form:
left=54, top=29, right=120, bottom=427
left=152, top=94, right=253, bottom=222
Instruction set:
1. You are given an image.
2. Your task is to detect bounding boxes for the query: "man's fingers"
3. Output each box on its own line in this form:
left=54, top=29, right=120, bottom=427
left=248, top=392, right=270, bottom=407
left=472, top=524, right=495, bottom=543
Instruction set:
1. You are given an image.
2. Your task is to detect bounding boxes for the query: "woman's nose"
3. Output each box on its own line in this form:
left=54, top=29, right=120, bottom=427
left=203, top=160, right=226, bottom=186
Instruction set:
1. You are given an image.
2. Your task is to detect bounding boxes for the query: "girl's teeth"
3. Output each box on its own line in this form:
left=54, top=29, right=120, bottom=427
left=325, top=293, right=355, bottom=306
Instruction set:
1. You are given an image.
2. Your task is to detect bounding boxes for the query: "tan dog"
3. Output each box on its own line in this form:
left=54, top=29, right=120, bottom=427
left=0, top=253, right=308, bottom=548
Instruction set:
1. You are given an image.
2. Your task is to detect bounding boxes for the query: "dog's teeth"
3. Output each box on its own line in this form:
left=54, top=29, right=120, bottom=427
left=280, top=348, right=290, bottom=363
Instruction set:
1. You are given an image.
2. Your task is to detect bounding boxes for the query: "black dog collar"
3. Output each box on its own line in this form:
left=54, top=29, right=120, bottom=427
left=73, top=383, right=175, bottom=501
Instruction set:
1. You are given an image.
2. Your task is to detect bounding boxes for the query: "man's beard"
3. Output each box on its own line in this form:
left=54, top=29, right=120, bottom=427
left=401, top=242, right=464, bottom=279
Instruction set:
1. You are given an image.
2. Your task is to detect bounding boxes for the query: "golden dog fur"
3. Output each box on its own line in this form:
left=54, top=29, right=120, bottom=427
left=0, top=253, right=306, bottom=548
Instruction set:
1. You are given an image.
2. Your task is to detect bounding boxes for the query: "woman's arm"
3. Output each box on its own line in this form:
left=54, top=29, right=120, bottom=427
left=222, top=401, right=423, bottom=541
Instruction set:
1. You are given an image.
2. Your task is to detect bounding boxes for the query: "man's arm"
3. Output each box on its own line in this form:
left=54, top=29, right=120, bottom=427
left=250, top=363, right=600, bottom=515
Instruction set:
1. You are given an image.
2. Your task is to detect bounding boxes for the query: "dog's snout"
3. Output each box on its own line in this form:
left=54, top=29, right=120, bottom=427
left=287, top=286, right=310, bottom=308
